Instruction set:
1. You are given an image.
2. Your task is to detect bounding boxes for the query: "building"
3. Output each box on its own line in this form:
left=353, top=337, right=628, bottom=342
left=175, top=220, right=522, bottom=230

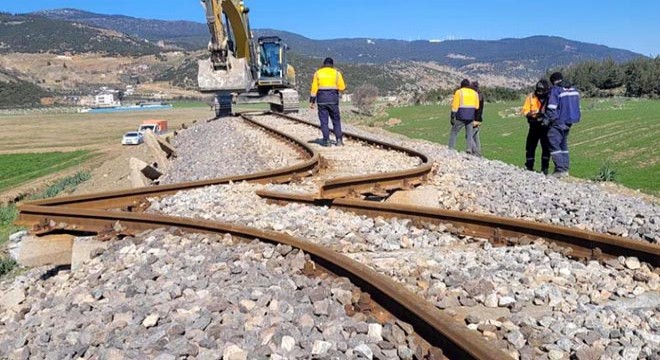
left=94, top=92, right=121, bottom=108
left=78, top=96, right=96, bottom=107
left=40, top=97, right=55, bottom=106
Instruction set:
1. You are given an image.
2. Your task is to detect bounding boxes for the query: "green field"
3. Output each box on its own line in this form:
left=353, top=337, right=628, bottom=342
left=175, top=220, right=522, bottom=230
left=0, top=151, right=93, bottom=193
left=367, top=98, right=659, bottom=195
left=171, top=101, right=209, bottom=109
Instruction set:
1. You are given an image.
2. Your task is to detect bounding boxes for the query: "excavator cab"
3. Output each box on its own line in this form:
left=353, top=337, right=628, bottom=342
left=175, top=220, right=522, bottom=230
left=257, top=37, right=289, bottom=87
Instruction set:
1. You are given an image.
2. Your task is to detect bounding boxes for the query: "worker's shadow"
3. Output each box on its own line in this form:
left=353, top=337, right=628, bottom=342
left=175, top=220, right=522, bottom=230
left=308, top=139, right=336, bottom=146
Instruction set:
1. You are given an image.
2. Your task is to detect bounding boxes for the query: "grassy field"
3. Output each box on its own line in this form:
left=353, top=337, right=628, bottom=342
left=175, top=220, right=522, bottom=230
left=0, top=107, right=213, bottom=154
left=171, top=101, right=209, bottom=108
left=366, top=98, right=659, bottom=196
left=0, top=151, right=93, bottom=193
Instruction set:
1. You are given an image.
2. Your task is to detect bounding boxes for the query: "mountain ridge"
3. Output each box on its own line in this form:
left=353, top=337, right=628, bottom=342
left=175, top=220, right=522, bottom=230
left=30, top=9, right=643, bottom=72
left=0, top=8, right=647, bottom=101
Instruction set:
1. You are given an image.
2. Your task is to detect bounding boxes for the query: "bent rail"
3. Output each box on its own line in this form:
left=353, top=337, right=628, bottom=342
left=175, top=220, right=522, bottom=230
left=24, top=114, right=320, bottom=209
left=257, top=190, right=660, bottom=267
left=266, top=111, right=433, bottom=199
left=15, top=111, right=658, bottom=359
left=17, top=204, right=511, bottom=360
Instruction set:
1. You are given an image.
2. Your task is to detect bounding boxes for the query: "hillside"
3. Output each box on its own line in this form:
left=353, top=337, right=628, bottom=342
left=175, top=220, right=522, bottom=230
left=0, top=8, right=647, bottom=109
left=34, top=9, right=643, bottom=77
left=257, top=30, right=642, bottom=79
left=33, top=9, right=208, bottom=50
left=0, top=69, right=51, bottom=108
left=0, top=13, right=162, bottom=56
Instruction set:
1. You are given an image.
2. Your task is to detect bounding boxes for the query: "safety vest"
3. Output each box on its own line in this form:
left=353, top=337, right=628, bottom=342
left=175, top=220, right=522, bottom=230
left=311, top=66, right=346, bottom=104
left=451, top=87, right=480, bottom=121
left=522, top=94, right=544, bottom=115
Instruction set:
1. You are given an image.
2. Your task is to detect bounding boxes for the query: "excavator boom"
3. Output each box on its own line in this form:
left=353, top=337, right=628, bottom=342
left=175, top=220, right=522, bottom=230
left=198, top=0, right=299, bottom=115
left=198, top=0, right=253, bottom=92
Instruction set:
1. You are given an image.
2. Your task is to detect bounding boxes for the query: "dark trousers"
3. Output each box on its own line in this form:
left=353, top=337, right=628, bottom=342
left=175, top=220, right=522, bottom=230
left=547, top=124, right=571, bottom=173
left=525, top=122, right=550, bottom=173
left=318, top=103, right=342, bottom=141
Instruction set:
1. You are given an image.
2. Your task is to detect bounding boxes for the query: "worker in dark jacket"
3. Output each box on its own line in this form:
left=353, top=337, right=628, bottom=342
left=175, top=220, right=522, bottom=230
left=522, top=79, right=551, bottom=174
left=448, top=79, right=480, bottom=154
left=546, top=72, right=581, bottom=177
left=310, top=57, right=347, bottom=147
left=471, top=81, right=484, bottom=157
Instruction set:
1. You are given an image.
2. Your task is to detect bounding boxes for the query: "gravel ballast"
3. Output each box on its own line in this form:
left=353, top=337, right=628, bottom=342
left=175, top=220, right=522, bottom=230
left=161, top=118, right=301, bottom=185
left=153, top=182, right=659, bottom=359
left=0, top=230, right=423, bottom=359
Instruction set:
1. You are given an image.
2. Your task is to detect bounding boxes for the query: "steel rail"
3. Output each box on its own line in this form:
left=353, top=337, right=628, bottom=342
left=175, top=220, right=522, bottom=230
left=24, top=114, right=320, bottom=210
left=23, top=111, right=432, bottom=208
left=15, top=111, right=658, bottom=359
left=16, top=204, right=511, bottom=360
left=257, top=190, right=660, bottom=267
left=264, top=111, right=434, bottom=199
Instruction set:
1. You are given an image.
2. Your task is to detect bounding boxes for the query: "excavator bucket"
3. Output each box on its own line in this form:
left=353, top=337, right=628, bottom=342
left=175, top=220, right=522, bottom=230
left=197, top=55, right=253, bottom=93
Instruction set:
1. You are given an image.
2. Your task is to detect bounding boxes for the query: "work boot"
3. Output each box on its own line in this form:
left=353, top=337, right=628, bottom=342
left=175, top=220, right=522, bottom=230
left=335, top=139, right=344, bottom=147
left=319, top=139, right=331, bottom=147
left=542, top=168, right=549, bottom=175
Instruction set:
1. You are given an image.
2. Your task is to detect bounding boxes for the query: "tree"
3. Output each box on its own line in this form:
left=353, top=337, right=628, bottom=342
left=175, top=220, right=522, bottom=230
left=353, top=84, right=379, bottom=115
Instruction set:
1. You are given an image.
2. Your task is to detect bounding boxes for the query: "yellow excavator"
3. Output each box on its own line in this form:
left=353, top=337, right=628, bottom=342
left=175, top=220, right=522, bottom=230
left=198, top=0, right=299, bottom=117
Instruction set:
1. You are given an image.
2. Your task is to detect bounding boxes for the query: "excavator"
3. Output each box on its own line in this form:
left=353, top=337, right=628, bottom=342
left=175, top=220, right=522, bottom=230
left=198, top=0, right=299, bottom=117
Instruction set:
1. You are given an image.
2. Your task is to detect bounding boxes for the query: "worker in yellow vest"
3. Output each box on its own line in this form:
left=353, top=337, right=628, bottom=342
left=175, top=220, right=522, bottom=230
left=310, top=57, right=347, bottom=147
left=448, top=79, right=480, bottom=154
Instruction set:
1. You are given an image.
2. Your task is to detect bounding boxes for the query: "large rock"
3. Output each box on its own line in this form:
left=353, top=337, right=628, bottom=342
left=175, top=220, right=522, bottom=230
left=0, top=287, right=26, bottom=311
left=142, top=131, right=169, bottom=170
left=128, top=157, right=150, bottom=188
left=17, top=235, right=74, bottom=267
left=386, top=187, right=439, bottom=208
left=71, top=237, right=109, bottom=271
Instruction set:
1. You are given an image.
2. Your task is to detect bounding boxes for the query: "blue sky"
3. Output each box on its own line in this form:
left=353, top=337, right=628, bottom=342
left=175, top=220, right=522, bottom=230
left=3, top=0, right=658, bottom=56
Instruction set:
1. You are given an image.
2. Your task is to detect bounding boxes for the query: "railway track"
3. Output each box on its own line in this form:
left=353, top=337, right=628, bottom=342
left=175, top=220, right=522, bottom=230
left=15, top=111, right=660, bottom=359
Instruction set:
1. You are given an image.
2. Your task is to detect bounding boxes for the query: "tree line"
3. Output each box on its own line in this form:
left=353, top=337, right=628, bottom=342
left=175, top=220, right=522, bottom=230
left=414, top=86, right=525, bottom=104
left=550, top=57, right=660, bottom=98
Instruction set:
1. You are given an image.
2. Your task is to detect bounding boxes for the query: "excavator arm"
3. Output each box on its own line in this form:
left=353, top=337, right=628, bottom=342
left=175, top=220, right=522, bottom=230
left=200, top=0, right=254, bottom=68
left=198, top=0, right=255, bottom=92
left=198, top=0, right=299, bottom=116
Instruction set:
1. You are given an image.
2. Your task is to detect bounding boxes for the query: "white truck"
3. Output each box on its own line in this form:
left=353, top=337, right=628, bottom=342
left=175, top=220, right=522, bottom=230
left=137, top=120, right=168, bottom=135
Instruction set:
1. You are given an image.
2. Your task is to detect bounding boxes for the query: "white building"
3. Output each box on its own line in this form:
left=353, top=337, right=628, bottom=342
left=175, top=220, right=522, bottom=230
left=94, top=93, right=121, bottom=108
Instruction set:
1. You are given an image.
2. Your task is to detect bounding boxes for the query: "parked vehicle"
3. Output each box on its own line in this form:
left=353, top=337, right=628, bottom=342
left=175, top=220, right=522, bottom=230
left=122, top=132, right=144, bottom=145
left=138, top=120, right=168, bottom=135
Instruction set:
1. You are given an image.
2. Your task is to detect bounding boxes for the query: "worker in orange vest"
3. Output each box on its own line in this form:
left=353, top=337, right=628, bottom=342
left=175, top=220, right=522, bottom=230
left=522, top=79, right=551, bottom=174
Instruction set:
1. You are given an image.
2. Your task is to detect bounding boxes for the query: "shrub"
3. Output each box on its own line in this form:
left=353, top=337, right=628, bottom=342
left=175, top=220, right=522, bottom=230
left=0, top=257, right=17, bottom=277
left=354, top=84, right=379, bottom=116
left=30, top=171, right=92, bottom=200
left=0, top=205, right=17, bottom=226
left=592, top=161, right=617, bottom=182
